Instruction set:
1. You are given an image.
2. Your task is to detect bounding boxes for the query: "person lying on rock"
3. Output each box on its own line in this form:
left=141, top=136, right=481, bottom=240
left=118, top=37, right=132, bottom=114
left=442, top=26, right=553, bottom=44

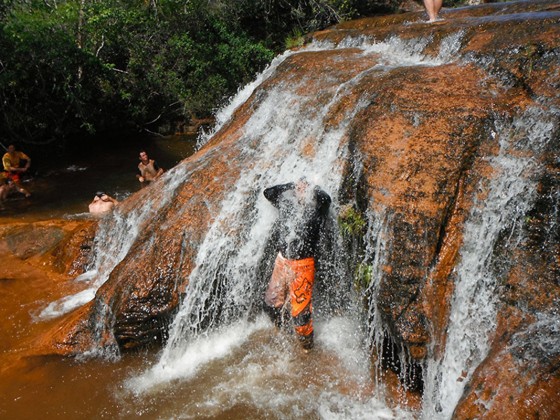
left=88, top=192, right=118, bottom=215
left=136, top=150, right=164, bottom=187
left=262, top=177, right=331, bottom=352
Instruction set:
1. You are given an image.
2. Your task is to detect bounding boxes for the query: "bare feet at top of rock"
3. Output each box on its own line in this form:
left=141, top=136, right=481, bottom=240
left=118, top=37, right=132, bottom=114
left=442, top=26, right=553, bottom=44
left=427, top=17, right=445, bottom=24
left=406, top=16, right=445, bottom=25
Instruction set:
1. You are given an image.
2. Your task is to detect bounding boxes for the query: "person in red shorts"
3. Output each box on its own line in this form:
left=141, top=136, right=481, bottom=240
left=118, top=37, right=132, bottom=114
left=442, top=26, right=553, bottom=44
left=2, top=144, right=31, bottom=197
left=263, top=178, right=331, bottom=351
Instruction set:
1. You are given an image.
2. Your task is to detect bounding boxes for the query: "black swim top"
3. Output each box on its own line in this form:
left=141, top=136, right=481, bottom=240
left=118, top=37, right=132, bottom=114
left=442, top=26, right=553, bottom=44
left=264, top=182, right=331, bottom=260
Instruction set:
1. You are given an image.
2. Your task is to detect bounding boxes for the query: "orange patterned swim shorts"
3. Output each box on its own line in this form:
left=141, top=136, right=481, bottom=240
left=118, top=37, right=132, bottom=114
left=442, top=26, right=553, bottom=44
left=264, top=253, right=315, bottom=337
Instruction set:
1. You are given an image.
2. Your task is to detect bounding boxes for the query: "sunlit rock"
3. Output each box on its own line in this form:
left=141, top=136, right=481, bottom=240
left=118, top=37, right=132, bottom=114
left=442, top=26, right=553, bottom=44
left=28, top=1, right=559, bottom=415
left=0, top=220, right=96, bottom=273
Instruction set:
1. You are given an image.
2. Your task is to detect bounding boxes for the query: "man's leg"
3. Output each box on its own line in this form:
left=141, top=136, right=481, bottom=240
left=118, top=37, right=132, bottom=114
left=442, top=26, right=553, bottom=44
left=289, top=258, right=315, bottom=350
left=264, top=253, right=290, bottom=328
left=8, top=173, right=30, bottom=197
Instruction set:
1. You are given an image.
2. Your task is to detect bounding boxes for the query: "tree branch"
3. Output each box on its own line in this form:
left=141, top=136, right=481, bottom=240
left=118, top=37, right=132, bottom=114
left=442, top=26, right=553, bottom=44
left=96, top=35, right=105, bottom=57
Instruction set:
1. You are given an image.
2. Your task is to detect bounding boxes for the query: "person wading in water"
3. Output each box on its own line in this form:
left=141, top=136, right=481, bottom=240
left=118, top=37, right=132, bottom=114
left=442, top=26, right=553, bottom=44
left=136, top=150, right=164, bottom=187
left=263, top=177, right=331, bottom=351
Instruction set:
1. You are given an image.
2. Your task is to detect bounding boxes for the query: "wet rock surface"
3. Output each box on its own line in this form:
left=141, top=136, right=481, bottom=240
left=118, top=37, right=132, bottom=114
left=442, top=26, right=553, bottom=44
left=0, top=220, right=96, bottom=273
left=15, top=0, right=560, bottom=415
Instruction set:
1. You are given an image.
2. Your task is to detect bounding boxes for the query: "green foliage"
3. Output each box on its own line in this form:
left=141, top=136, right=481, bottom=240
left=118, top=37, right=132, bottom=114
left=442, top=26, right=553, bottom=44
left=338, top=205, right=367, bottom=237
left=0, top=0, right=399, bottom=144
left=285, top=28, right=305, bottom=50
left=354, top=263, right=373, bottom=291
left=0, top=2, right=114, bottom=141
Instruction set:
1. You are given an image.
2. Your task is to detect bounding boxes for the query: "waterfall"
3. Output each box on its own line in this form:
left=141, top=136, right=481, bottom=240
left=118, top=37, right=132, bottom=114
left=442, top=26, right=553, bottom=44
left=124, top=35, right=464, bottom=417
left=362, top=209, right=392, bottom=375
left=145, top=74, right=365, bottom=374
left=38, top=29, right=462, bottom=322
left=34, top=28, right=477, bottom=415
left=422, top=108, right=555, bottom=418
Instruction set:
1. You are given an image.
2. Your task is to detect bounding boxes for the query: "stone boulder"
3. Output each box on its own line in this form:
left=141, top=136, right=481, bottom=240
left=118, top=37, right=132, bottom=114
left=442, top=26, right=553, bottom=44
left=28, top=2, right=559, bottom=416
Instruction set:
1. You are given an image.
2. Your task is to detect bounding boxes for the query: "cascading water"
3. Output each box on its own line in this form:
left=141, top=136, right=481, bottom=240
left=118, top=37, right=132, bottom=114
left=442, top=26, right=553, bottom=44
left=131, top=66, right=367, bottom=393
left=39, top=164, right=189, bottom=319
left=123, top=34, right=464, bottom=417
left=422, top=108, right=555, bottom=419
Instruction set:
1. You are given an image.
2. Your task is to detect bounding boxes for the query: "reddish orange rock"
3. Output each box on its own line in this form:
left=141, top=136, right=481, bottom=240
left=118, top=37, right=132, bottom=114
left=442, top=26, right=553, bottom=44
left=10, top=3, right=559, bottom=417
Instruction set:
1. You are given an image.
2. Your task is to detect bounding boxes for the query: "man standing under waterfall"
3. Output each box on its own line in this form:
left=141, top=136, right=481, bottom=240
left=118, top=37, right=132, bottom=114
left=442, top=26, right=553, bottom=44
left=263, top=177, right=331, bottom=351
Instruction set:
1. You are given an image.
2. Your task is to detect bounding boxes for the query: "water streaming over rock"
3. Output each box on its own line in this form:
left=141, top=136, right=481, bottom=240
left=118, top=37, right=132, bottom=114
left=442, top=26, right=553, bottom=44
left=422, top=108, right=556, bottom=419
left=26, top=3, right=560, bottom=416
left=39, top=165, right=190, bottom=319
left=123, top=35, right=461, bottom=416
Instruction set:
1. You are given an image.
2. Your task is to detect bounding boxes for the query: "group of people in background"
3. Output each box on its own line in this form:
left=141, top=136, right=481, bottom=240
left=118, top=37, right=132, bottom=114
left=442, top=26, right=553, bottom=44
left=0, top=143, right=164, bottom=214
left=88, top=149, right=164, bottom=215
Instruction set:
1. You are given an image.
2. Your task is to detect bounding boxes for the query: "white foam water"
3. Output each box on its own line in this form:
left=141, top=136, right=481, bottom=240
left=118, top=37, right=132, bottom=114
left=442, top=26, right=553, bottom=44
left=127, top=315, right=416, bottom=419
left=422, top=108, right=555, bottom=419
left=39, top=164, right=190, bottom=320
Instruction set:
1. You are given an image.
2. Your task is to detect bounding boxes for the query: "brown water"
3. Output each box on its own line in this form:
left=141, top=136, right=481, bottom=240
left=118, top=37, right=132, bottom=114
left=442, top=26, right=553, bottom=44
left=0, top=134, right=194, bottom=419
left=0, top=244, right=150, bottom=418
left=0, top=271, right=412, bottom=419
left=0, top=253, right=415, bottom=419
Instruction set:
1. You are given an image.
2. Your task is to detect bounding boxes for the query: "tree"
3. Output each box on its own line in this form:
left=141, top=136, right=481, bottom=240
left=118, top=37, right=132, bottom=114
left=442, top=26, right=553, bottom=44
left=0, top=0, right=401, bottom=146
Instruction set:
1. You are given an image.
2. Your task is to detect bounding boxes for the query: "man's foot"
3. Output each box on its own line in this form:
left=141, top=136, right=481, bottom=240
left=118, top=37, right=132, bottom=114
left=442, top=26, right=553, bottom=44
left=427, top=17, right=445, bottom=24
left=298, top=332, right=314, bottom=351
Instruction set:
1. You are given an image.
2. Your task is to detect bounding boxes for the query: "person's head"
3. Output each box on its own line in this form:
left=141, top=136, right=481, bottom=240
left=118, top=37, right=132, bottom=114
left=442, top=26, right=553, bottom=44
left=296, top=176, right=309, bottom=193
left=139, top=150, right=149, bottom=162
left=7, top=145, right=15, bottom=154
left=295, top=177, right=311, bottom=199
left=95, top=191, right=105, bottom=198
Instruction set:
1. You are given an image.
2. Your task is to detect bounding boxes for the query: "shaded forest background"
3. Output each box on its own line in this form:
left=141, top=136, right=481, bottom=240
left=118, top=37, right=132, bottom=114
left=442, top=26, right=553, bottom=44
left=1, top=0, right=474, bottom=150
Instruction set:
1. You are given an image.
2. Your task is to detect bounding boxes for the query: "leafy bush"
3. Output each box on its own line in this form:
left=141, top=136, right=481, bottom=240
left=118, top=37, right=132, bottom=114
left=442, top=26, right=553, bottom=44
left=0, top=0, right=400, bottom=145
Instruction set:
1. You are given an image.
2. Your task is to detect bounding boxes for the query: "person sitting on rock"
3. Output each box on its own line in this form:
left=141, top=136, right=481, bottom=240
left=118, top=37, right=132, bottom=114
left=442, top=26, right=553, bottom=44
left=2, top=144, right=31, bottom=197
left=262, top=177, right=331, bottom=352
left=136, top=150, right=164, bottom=187
left=88, top=192, right=118, bottom=215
